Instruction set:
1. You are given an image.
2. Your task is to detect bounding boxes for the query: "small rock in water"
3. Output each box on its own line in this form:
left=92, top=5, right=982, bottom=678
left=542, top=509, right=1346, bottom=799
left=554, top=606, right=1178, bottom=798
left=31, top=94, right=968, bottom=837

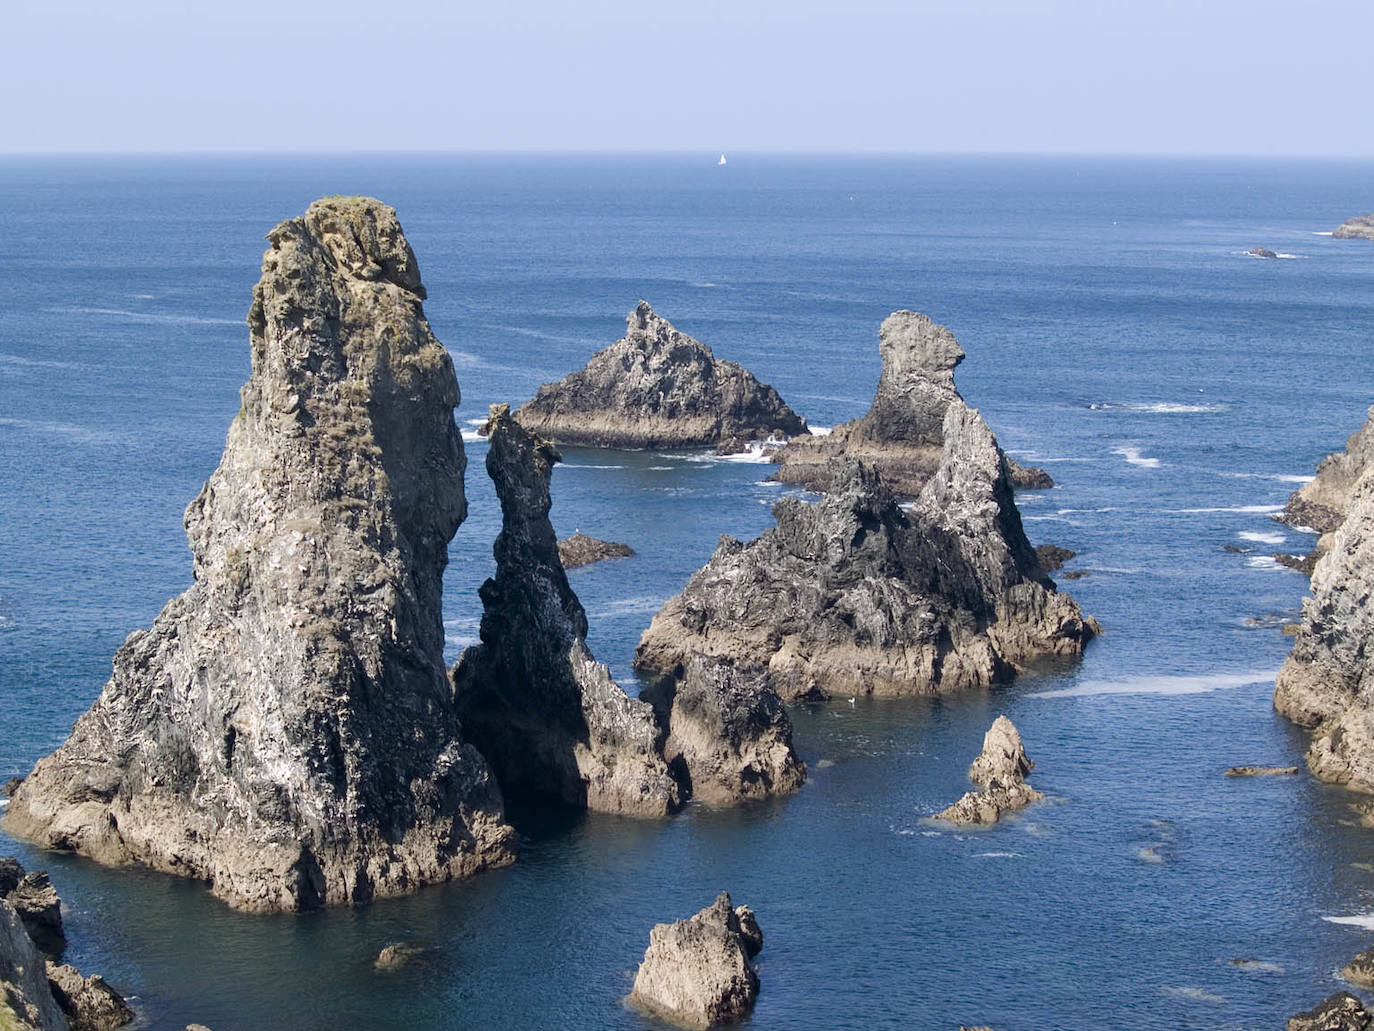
left=935, top=717, right=1043, bottom=826
left=1287, top=991, right=1372, bottom=1031
left=556, top=532, right=635, bottom=570
left=1227, top=958, right=1284, bottom=972
left=1224, top=764, right=1299, bottom=777
left=1248, top=246, right=1279, bottom=259
left=1343, top=946, right=1374, bottom=988
left=46, top=961, right=135, bottom=1031
left=375, top=942, right=429, bottom=971
left=1034, top=544, right=1076, bottom=573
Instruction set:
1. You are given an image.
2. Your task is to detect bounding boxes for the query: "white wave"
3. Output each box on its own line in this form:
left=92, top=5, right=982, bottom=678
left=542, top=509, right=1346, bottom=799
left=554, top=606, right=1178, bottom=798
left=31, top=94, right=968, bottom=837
left=460, top=430, right=485, bottom=442
left=810, top=426, right=833, bottom=436
left=465, top=417, right=487, bottom=426
left=0, top=417, right=120, bottom=445
left=1029, top=457, right=1097, bottom=464
left=1092, top=402, right=1226, bottom=414
left=1112, top=447, right=1160, bottom=468
left=1246, top=556, right=1285, bottom=571
left=648, top=465, right=674, bottom=471
left=920, top=830, right=942, bottom=837
left=1137, top=845, right=1167, bottom=864
left=50, top=305, right=240, bottom=326
left=0, top=352, right=79, bottom=370
left=0, top=798, right=7, bottom=810
left=686, top=438, right=788, bottom=465
left=1239, top=531, right=1285, bottom=545
left=1170, top=504, right=1284, bottom=514
left=560, top=464, right=626, bottom=470
left=1324, top=915, right=1374, bottom=929
left=1229, top=959, right=1283, bottom=973
left=1057, top=507, right=1117, bottom=515
left=688, top=281, right=726, bottom=288
left=1087, top=567, right=1142, bottom=574
left=1313, top=231, right=1335, bottom=236
left=587, top=596, right=665, bottom=618
left=1229, top=472, right=1314, bottom=484
left=755, top=480, right=783, bottom=487
left=973, top=851, right=1022, bottom=858
left=1031, top=670, right=1275, bottom=700
left=1162, top=986, right=1225, bottom=1004
left=1276, top=253, right=1302, bottom=259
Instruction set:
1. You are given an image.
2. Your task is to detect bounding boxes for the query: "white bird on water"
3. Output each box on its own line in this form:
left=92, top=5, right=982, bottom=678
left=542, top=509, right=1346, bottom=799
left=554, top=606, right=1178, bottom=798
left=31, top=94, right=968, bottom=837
left=848, top=697, right=856, bottom=707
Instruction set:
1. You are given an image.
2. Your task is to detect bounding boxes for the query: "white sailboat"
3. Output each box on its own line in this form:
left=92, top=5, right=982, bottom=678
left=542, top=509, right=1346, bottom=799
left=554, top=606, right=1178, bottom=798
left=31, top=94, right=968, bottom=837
left=718, top=154, right=727, bottom=166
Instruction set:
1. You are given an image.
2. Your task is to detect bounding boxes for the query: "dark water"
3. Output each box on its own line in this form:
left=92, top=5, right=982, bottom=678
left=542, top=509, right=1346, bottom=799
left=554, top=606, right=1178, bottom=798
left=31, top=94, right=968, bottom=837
left=3, top=155, right=1374, bottom=1029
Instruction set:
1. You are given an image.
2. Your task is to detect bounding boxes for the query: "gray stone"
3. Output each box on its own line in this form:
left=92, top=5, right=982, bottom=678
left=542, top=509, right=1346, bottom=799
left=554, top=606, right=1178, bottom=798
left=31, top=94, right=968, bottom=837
left=556, top=533, right=634, bottom=570
left=1288, top=992, right=1372, bottom=1031
left=44, top=964, right=132, bottom=1031
left=1334, top=215, right=1374, bottom=241
left=0, top=900, right=68, bottom=1031
left=2, top=197, right=515, bottom=911
left=936, top=716, right=1044, bottom=825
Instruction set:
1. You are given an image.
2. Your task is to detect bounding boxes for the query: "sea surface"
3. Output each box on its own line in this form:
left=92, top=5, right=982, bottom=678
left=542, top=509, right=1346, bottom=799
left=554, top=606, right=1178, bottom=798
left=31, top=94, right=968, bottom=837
left=2, top=155, right=1373, bottom=1030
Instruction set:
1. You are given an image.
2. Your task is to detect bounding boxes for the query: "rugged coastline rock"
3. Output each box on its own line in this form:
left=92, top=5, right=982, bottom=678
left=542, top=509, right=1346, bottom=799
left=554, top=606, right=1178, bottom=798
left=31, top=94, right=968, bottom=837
left=771, top=311, right=1052, bottom=495
left=0, top=862, right=64, bottom=958
left=2, top=197, right=515, bottom=911
left=452, top=405, right=681, bottom=818
left=511, top=302, right=808, bottom=449
left=640, top=654, right=805, bottom=805
left=1274, top=461, right=1374, bottom=791
left=44, top=964, right=132, bottom=1031
left=1034, top=544, right=1076, bottom=574
left=557, top=533, right=635, bottom=570
left=1288, top=992, right=1372, bottom=1031
left=1343, top=946, right=1374, bottom=989
left=628, top=892, right=762, bottom=1029
left=0, top=900, right=68, bottom=1031
left=936, top=716, right=1043, bottom=825
left=1280, top=409, right=1374, bottom=571
left=636, top=406, right=1097, bottom=701
left=1334, top=215, right=1374, bottom=241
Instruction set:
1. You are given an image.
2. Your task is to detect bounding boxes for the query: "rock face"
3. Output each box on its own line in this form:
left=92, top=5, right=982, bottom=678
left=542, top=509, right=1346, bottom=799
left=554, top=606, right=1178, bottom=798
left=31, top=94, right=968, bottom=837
left=452, top=405, right=681, bottom=817
left=629, top=893, right=762, bottom=1029
left=640, top=654, right=805, bottom=805
left=511, top=301, right=808, bottom=449
left=771, top=311, right=1051, bottom=494
left=1249, top=246, right=1279, bottom=258
left=936, top=716, right=1044, bottom=825
left=1288, top=992, right=1372, bottom=1031
left=1034, top=545, right=1076, bottom=574
left=1274, top=463, right=1374, bottom=792
left=2, top=197, right=515, bottom=911
left=0, top=862, right=64, bottom=958
left=637, top=406, right=1096, bottom=701
left=556, top=533, right=634, bottom=570
left=44, top=964, right=132, bottom=1031
left=1280, top=409, right=1374, bottom=566
left=0, top=900, right=68, bottom=1031
left=1342, top=946, right=1374, bottom=988
left=1334, top=214, right=1374, bottom=241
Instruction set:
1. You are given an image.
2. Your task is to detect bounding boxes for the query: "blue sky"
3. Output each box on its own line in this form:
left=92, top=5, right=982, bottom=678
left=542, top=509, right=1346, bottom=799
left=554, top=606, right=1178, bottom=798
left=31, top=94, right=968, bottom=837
left=6, top=0, right=1373, bottom=155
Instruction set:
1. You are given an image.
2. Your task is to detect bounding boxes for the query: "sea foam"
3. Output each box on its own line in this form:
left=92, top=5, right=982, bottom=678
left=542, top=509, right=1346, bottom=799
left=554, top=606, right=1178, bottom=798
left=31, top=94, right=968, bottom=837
left=1031, top=670, right=1275, bottom=700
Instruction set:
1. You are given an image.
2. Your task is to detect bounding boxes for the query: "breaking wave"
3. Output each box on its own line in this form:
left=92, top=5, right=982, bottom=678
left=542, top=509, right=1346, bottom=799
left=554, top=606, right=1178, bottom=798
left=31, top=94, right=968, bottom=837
left=1031, top=670, right=1276, bottom=700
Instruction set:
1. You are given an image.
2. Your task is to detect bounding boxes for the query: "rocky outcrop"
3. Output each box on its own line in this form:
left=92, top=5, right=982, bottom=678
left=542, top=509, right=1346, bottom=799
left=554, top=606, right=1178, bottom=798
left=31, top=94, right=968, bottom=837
left=935, top=716, right=1043, bottom=825
left=0, top=862, right=64, bottom=958
left=1034, top=545, right=1076, bottom=574
left=374, top=942, right=428, bottom=971
left=0, top=900, right=69, bottom=1031
left=2, top=197, right=515, bottom=911
left=1288, top=992, right=1372, bottom=1031
left=1249, top=246, right=1279, bottom=258
left=636, top=406, right=1096, bottom=701
left=1274, top=464, right=1374, bottom=792
left=1280, top=409, right=1374, bottom=568
left=44, top=964, right=132, bottom=1031
left=1343, top=946, right=1374, bottom=988
left=452, top=405, right=681, bottom=818
left=1334, top=215, right=1374, bottom=241
left=1224, top=765, right=1299, bottom=777
left=640, top=654, right=805, bottom=805
left=511, top=302, right=808, bottom=449
left=556, top=533, right=634, bottom=570
left=771, top=311, right=1051, bottom=494
left=628, top=892, right=761, bottom=1029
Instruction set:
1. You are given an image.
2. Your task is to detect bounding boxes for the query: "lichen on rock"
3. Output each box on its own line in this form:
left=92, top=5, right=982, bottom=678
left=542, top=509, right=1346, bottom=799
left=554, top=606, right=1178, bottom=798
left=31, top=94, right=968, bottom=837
left=2, top=196, right=515, bottom=911
left=511, top=301, right=808, bottom=449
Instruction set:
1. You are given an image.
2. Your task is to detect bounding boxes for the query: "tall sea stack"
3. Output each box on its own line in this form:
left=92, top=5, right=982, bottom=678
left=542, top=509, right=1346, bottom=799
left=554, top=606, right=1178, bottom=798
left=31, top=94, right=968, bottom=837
left=2, top=197, right=515, bottom=911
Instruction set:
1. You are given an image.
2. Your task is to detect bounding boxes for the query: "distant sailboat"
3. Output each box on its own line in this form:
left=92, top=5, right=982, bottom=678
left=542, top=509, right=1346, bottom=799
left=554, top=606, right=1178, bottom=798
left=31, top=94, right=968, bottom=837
left=718, top=154, right=727, bottom=166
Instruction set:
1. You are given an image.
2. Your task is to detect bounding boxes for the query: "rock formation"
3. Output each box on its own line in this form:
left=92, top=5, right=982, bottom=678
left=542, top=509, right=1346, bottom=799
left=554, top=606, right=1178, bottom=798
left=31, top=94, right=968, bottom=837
left=44, top=964, right=132, bottom=1031
left=2, top=197, right=515, bottom=911
left=1334, top=215, right=1374, bottom=241
left=1223, top=765, right=1299, bottom=777
left=771, top=311, right=1051, bottom=494
left=0, top=900, right=68, bottom=1031
left=1288, top=992, right=1372, bottom=1031
left=1280, top=409, right=1374, bottom=568
left=1343, top=946, right=1374, bottom=989
left=452, top=405, right=681, bottom=817
left=511, top=301, right=808, bottom=449
left=0, top=861, right=64, bottom=958
left=374, top=942, right=428, bottom=971
left=1274, top=462, right=1374, bottom=792
left=936, top=716, right=1043, bottom=825
left=628, top=892, right=762, bottom=1029
left=1249, top=246, right=1279, bottom=258
left=640, top=654, right=805, bottom=805
left=1034, top=545, right=1076, bottom=574
left=636, top=407, right=1097, bottom=701
left=557, top=533, right=634, bottom=570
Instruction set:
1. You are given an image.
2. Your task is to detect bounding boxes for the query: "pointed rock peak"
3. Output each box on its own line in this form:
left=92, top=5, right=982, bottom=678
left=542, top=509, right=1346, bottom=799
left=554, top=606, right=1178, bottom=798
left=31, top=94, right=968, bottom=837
left=879, top=310, right=965, bottom=388
left=626, top=301, right=713, bottom=357
left=970, top=716, right=1034, bottom=788
left=824, top=460, right=902, bottom=520
left=270, top=195, right=428, bottom=297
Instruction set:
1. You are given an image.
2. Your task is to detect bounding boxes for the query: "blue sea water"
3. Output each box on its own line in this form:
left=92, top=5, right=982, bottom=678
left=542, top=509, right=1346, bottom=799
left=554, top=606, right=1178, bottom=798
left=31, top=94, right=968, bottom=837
left=2, top=155, right=1374, bottom=1030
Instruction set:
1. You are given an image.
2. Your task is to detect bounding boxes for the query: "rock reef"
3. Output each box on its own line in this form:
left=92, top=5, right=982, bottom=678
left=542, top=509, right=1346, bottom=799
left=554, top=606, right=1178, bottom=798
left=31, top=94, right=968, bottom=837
left=557, top=533, right=634, bottom=570
left=512, top=301, right=808, bottom=449
left=636, top=406, right=1096, bottom=701
left=771, top=311, right=1051, bottom=494
left=936, top=716, right=1043, bottom=825
left=1288, top=992, right=1372, bottom=1031
left=0, top=861, right=64, bottom=959
left=1249, top=246, right=1279, bottom=259
left=2, top=197, right=515, bottom=911
left=1280, top=409, right=1374, bottom=569
left=451, top=405, right=681, bottom=818
left=1334, top=215, right=1374, bottom=241
left=629, top=892, right=762, bottom=1029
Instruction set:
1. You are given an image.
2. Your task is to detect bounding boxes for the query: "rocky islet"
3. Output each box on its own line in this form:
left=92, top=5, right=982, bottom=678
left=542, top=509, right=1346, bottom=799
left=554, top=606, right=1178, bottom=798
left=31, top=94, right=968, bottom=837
left=935, top=716, right=1044, bottom=825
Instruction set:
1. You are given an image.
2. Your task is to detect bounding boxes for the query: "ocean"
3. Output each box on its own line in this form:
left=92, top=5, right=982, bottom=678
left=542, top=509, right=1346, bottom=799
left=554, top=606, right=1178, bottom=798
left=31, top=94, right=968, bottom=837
left=2, top=154, right=1373, bottom=1029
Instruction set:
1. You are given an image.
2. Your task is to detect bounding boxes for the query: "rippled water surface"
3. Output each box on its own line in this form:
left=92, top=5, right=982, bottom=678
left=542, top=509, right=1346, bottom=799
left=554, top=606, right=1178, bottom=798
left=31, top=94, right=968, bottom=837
left=3, top=156, right=1374, bottom=1029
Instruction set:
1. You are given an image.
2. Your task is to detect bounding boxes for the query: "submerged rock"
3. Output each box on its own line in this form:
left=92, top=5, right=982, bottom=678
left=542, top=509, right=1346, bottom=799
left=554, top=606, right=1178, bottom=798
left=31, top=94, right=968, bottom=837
left=640, top=654, right=805, bottom=805
left=936, top=716, right=1044, bottom=825
left=452, top=405, right=681, bottom=817
left=1334, top=215, right=1374, bottom=241
left=44, top=964, right=132, bottom=1031
left=771, top=311, right=1051, bottom=494
left=1275, top=463, right=1374, bottom=792
left=511, top=301, right=808, bottom=449
left=629, top=893, right=761, bottom=1029
left=374, top=942, right=428, bottom=971
left=2, top=197, right=515, bottom=911
left=556, top=533, right=635, bottom=570
left=1288, top=991, right=1372, bottom=1031
left=1224, top=765, right=1299, bottom=777
left=636, top=407, right=1096, bottom=701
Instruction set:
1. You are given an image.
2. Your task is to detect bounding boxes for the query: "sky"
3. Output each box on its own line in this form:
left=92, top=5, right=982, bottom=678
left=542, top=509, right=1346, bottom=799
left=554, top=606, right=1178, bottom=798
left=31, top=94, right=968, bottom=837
left=5, top=0, right=1373, bottom=156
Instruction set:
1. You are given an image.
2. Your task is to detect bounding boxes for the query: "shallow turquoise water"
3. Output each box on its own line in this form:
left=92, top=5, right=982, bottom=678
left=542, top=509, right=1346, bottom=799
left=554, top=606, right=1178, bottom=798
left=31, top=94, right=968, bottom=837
left=3, top=155, right=1374, bottom=1029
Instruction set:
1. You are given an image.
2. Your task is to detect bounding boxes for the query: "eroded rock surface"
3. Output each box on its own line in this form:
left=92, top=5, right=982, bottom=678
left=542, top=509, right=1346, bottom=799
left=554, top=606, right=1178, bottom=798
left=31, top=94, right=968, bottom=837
left=629, top=892, right=761, bottom=1029
left=772, top=311, right=1051, bottom=494
left=1343, top=946, right=1374, bottom=989
left=0, top=862, right=64, bottom=958
left=637, top=407, right=1096, bottom=701
left=452, top=405, right=681, bottom=817
left=44, top=964, right=132, bottom=1031
left=557, top=533, right=634, bottom=570
left=640, top=654, right=805, bottom=805
left=1274, top=465, right=1374, bottom=792
left=936, top=716, right=1044, bottom=825
left=2, top=197, right=515, bottom=911
left=1288, top=992, right=1373, bottom=1031
left=1280, top=409, right=1374, bottom=568
left=1334, top=215, right=1374, bottom=241
left=0, top=900, right=68, bottom=1031
left=512, top=301, right=807, bottom=449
